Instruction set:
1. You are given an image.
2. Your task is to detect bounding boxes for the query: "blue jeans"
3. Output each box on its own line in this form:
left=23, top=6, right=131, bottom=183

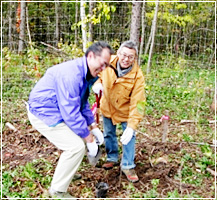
left=103, top=116, right=136, bottom=169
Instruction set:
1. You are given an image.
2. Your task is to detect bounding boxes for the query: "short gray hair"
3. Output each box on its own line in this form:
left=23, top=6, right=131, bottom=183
left=119, top=41, right=138, bottom=56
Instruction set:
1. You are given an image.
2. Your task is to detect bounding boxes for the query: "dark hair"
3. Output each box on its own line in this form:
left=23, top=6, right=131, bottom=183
left=85, top=41, right=114, bottom=57
left=119, top=40, right=138, bottom=55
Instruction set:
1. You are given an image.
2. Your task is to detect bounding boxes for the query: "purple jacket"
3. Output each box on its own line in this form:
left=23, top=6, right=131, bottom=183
left=28, top=56, right=95, bottom=138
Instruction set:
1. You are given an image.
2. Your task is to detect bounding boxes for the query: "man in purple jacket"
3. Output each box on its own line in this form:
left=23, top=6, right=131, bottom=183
left=27, top=41, right=113, bottom=198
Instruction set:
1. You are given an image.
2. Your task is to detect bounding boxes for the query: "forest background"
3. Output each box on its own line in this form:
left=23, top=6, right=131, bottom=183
left=1, top=0, right=216, bottom=199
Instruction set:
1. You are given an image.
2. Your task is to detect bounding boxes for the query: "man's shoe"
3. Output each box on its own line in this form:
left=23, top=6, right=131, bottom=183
left=72, top=173, right=82, bottom=181
left=49, top=187, right=76, bottom=198
left=102, top=161, right=118, bottom=170
left=122, top=168, right=139, bottom=183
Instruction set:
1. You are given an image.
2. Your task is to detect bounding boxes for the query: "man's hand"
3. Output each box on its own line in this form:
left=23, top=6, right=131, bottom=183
left=91, top=128, right=104, bottom=145
left=92, top=83, right=103, bottom=94
left=120, top=127, right=134, bottom=145
left=86, top=140, right=98, bottom=157
left=84, top=133, right=94, bottom=143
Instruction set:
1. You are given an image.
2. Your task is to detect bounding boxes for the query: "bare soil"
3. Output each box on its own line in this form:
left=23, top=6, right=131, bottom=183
left=2, top=115, right=215, bottom=198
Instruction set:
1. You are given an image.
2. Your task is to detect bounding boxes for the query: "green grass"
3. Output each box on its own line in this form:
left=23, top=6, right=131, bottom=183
left=1, top=47, right=215, bottom=198
left=2, top=159, right=52, bottom=198
left=143, top=58, right=215, bottom=121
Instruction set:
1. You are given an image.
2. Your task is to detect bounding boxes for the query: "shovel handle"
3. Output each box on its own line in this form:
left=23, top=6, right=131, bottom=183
left=95, top=90, right=102, bottom=124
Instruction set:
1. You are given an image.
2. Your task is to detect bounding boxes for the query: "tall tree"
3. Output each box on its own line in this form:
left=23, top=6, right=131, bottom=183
left=88, top=0, right=94, bottom=42
left=18, top=0, right=26, bottom=53
left=55, top=1, right=60, bottom=47
left=80, top=0, right=87, bottom=52
left=139, top=1, right=146, bottom=65
left=8, top=2, right=14, bottom=50
left=75, top=0, right=79, bottom=45
left=130, top=1, right=142, bottom=48
left=147, top=1, right=159, bottom=74
left=26, top=3, right=32, bottom=45
left=144, top=27, right=152, bottom=55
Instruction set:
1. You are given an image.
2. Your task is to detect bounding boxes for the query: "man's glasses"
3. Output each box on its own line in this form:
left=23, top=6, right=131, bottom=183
left=120, top=53, right=135, bottom=61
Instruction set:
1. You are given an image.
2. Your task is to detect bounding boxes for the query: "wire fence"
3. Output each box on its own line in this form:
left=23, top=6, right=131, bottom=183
left=2, top=1, right=215, bottom=64
left=1, top=1, right=216, bottom=116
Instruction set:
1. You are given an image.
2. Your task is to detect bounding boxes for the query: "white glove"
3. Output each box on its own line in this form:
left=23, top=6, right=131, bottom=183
left=86, top=140, right=98, bottom=157
left=92, top=83, right=103, bottom=94
left=91, top=128, right=104, bottom=145
left=120, top=127, right=134, bottom=145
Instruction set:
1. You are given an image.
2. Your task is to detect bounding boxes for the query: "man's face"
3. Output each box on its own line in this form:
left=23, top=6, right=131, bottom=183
left=118, top=47, right=137, bottom=69
left=87, top=48, right=111, bottom=77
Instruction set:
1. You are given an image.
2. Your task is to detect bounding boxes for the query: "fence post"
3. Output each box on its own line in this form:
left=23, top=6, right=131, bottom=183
left=160, top=111, right=169, bottom=142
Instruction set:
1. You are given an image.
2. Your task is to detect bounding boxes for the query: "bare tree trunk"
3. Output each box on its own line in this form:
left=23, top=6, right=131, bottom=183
left=166, top=24, right=170, bottom=52
left=8, top=2, right=14, bottom=50
left=130, top=1, right=142, bottom=48
left=80, top=0, right=87, bottom=52
left=147, top=1, right=159, bottom=74
left=46, top=15, right=51, bottom=44
left=183, top=32, right=187, bottom=57
left=18, top=0, right=26, bottom=53
left=139, top=1, right=146, bottom=65
left=26, top=4, right=32, bottom=46
left=88, top=0, right=94, bottom=42
left=75, top=0, right=78, bottom=45
left=55, top=1, right=60, bottom=47
left=144, top=28, right=152, bottom=55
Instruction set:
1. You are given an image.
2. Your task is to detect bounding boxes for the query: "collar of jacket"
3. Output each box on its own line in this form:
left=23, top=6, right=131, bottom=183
left=83, top=55, right=99, bottom=86
left=86, top=65, right=94, bottom=81
left=83, top=56, right=88, bottom=77
left=80, top=56, right=99, bottom=110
